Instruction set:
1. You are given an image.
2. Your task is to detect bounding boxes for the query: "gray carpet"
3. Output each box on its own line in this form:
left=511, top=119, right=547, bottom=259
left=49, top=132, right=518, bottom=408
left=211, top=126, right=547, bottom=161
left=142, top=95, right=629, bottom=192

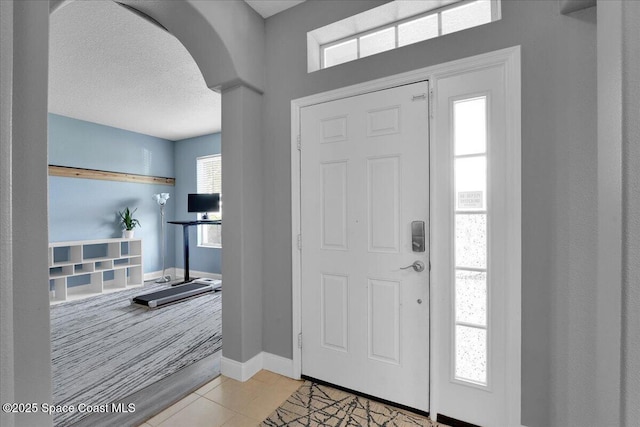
left=50, top=282, right=222, bottom=427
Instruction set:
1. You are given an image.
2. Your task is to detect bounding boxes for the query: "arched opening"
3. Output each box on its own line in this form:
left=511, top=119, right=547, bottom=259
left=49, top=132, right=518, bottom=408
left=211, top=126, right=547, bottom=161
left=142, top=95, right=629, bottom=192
left=1, top=1, right=265, bottom=425
left=48, top=2, right=226, bottom=424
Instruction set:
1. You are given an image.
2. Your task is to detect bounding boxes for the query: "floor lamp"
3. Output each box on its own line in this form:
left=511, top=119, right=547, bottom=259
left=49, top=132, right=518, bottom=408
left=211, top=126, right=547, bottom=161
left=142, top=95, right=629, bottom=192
left=153, top=193, right=171, bottom=283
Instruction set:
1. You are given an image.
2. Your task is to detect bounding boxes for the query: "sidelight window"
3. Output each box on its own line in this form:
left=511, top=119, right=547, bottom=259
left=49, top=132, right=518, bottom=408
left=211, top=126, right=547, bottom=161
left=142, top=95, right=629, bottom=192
left=453, top=96, right=489, bottom=386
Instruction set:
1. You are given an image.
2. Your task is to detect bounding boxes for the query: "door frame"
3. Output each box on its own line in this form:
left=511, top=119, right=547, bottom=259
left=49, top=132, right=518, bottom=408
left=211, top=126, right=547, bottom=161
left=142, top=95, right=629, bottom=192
left=291, top=46, right=521, bottom=425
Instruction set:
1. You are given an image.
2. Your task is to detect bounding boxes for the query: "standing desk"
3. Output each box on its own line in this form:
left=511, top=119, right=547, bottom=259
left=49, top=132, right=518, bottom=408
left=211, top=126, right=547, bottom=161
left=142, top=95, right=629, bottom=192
left=168, top=220, right=221, bottom=284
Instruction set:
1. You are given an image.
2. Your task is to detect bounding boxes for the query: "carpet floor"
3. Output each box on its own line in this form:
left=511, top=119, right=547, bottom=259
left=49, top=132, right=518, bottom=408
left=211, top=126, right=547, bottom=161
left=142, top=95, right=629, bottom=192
left=261, top=381, right=445, bottom=427
left=50, top=282, right=222, bottom=427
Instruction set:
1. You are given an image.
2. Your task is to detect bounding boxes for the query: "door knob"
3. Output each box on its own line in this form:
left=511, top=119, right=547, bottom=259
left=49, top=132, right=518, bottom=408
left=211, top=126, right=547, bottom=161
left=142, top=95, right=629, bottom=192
left=400, top=260, right=425, bottom=272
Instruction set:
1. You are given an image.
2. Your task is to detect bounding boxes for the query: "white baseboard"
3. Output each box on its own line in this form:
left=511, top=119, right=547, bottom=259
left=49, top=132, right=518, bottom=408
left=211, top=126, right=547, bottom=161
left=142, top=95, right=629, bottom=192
left=221, top=352, right=295, bottom=382
left=221, top=352, right=263, bottom=382
left=174, top=269, right=222, bottom=281
left=143, top=268, right=177, bottom=281
left=263, top=352, right=296, bottom=378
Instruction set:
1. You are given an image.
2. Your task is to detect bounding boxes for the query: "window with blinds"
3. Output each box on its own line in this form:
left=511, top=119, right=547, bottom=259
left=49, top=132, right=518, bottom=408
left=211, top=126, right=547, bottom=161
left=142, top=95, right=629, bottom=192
left=196, top=154, right=222, bottom=247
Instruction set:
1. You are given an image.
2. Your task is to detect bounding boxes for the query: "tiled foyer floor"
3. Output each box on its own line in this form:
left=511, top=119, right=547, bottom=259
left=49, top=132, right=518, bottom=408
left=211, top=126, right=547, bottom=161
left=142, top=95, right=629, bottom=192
left=138, top=370, right=303, bottom=427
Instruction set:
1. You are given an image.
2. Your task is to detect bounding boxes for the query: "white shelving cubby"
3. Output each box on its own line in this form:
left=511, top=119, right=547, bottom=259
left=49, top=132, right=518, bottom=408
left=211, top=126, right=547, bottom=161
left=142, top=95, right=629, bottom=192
left=48, top=238, right=143, bottom=304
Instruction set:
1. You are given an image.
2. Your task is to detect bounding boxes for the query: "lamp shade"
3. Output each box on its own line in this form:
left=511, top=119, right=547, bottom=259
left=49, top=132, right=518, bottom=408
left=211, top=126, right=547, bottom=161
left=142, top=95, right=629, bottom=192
left=153, top=193, right=170, bottom=206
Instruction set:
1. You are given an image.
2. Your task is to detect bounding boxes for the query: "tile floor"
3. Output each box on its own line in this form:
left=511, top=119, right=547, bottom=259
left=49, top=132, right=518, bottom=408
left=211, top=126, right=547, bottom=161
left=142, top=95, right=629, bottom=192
left=138, top=370, right=303, bottom=427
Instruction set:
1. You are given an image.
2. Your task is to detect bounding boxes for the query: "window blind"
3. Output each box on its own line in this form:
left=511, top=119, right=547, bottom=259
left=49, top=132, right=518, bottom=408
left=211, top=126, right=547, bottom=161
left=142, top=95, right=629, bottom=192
left=196, top=154, right=222, bottom=247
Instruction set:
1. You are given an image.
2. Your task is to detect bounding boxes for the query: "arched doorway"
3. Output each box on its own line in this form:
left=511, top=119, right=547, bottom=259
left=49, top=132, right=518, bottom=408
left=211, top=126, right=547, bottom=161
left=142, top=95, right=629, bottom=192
left=1, top=1, right=265, bottom=425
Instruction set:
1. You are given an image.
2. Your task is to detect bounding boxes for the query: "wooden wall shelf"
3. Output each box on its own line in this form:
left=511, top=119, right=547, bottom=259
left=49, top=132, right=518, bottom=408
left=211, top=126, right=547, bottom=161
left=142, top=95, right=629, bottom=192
left=48, top=165, right=175, bottom=186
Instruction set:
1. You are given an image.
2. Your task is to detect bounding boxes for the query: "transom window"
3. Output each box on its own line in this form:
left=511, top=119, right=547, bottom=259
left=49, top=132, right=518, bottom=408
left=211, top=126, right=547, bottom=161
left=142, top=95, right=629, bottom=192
left=310, top=0, right=501, bottom=71
left=196, top=154, right=221, bottom=248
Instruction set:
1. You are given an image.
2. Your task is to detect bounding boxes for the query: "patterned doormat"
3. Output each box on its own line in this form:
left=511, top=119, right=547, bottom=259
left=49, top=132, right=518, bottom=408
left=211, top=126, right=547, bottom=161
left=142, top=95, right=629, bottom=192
left=261, top=381, right=446, bottom=426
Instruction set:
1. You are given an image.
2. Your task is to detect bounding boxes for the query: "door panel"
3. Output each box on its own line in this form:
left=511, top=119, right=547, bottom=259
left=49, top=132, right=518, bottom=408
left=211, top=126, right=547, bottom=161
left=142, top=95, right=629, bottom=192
left=320, top=273, right=349, bottom=351
left=368, top=278, right=401, bottom=364
left=320, top=161, right=348, bottom=250
left=367, top=156, right=400, bottom=252
left=300, top=81, right=430, bottom=411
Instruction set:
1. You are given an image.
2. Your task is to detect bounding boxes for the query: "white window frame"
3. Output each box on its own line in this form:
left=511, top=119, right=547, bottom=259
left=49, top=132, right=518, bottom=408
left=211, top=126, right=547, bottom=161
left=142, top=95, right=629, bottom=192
left=196, top=154, right=222, bottom=248
left=320, top=0, right=501, bottom=70
left=450, top=93, right=491, bottom=390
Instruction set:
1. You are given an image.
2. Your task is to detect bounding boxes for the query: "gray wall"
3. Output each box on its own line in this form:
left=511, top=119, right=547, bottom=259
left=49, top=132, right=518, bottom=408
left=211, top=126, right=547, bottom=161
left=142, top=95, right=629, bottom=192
left=0, top=2, right=15, bottom=425
left=221, top=86, right=264, bottom=363
left=596, top=2, right=640, bottom=425
left=619, top=1, right=640, bottom=424
left=262, top=2, right=597, bottom=426
left=596, top=1, right=622, bottom=425
left=597, top=4, right=640, bottom=425
left=1, top=1, right=53, bottom=426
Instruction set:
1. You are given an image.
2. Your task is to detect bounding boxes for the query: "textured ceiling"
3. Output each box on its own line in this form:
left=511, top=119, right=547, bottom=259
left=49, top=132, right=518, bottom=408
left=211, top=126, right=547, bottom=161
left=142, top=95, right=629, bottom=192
left=49, top=0, right=221, bottom=141
left=49, top=0, right=307, bottom=140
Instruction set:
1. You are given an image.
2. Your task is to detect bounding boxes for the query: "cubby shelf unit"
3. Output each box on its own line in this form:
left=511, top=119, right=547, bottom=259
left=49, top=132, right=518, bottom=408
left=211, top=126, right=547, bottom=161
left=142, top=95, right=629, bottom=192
left=48, top=238, right=143, bottom=304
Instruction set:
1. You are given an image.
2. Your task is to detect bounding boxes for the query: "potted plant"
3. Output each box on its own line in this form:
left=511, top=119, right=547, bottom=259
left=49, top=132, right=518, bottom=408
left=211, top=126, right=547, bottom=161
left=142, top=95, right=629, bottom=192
left=118, top=207, right=141, bottom=238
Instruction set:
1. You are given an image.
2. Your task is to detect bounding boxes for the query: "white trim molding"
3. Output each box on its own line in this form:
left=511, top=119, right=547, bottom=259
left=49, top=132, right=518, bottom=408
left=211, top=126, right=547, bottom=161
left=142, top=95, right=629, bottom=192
left=144, top=269, right=221, bottom=283
left=291, top=46, right=521, bottom=425
left=263, top=352, right=296, bottom=378
left=221, top=352, right=295, bottom=382
left=143, top=268, right=178, bottom=282
left=144, top=269, right=167, bottom=282
left=429, top=46, right=521, bottom=426
left=221, top=352, right=263, bottom=382
left=172, top=269, right=221, bottom=281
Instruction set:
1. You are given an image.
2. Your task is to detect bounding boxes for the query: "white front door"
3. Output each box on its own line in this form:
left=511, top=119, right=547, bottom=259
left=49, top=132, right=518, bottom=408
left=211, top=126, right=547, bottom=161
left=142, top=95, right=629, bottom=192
left=300, top=81, right=430, bottom=411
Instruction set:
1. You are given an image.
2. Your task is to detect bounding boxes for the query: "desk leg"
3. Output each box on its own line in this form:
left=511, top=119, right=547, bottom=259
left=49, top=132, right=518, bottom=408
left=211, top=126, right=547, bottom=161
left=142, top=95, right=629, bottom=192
left=183, top=225, right=190, bottom=282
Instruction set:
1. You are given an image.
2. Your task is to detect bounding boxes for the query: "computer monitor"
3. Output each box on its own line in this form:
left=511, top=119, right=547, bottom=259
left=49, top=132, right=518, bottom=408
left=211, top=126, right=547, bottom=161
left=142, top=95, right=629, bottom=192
left=188, top=193, right=220, bottom=218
